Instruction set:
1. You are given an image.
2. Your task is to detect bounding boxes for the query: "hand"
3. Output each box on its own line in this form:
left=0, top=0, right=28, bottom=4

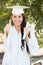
left=38, top=48, right=43, bottom=55
left=4, top=24, right=11, bottom=33
left=4, top=23, right=11, bottom=38
left=4, top=19, right=11, bottom=33
left=24, top=28, right=30, bottom=43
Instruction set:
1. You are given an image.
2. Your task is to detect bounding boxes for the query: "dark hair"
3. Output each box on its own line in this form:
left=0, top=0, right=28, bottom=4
left=11, top=14, right=30, bottom=53
left=21, top=14, right=30, bottom=53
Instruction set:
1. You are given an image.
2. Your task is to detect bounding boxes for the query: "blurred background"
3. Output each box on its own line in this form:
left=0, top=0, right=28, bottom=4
left=0, top=0, right=43, bottom=65
left=0, top=0, right=43, bottom=48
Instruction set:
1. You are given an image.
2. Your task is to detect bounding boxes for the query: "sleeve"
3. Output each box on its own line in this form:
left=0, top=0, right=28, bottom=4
left=3, top=32, right=7, bottom=50
left=27, top=28, right=39, bottom=56
left=3, top=28, right=12, bottom=51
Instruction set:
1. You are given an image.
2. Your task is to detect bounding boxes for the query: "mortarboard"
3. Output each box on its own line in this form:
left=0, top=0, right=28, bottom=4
left=6, top=4, right=29, bottom=14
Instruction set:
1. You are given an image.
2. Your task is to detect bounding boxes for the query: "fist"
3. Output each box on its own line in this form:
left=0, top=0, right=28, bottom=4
left=4, top=23, right=11, bottom=33
left=24, top=28, right=29, bottom=35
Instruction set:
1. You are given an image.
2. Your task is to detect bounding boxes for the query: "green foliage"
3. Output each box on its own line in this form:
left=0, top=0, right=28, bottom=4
left=38, top=37, right=43, bottom=48
left=0, top=0, right=43, bottom=46
left=27, top=15, right=35, bottom=23
left=0, top=0, right=43, bottom=32
left=30, top=0, right=43, bottom=32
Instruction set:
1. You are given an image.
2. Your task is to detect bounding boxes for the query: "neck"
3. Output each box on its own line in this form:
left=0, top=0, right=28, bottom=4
left=14, top=25, right=21, bottom=33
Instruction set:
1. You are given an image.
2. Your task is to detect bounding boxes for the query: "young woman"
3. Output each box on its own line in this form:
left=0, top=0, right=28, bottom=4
left=2, top=6, right=39, bottom=65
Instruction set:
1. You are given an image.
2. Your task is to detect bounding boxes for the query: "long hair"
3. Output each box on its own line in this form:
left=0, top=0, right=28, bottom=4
left=21, top=14, right=30, bottom=53
left=11, top=14, right=30, bottom=53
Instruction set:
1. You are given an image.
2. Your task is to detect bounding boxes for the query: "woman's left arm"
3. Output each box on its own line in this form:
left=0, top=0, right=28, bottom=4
left=26, top=28, right=39, bottom=56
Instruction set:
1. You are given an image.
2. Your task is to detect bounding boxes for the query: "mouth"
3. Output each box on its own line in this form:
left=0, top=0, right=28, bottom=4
left=16, top=21, right=20, bottom=23
left=15, top=21, right=20, bottom=25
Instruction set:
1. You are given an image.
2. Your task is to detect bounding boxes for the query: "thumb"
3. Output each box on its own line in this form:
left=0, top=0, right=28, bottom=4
left=9, top=19, right=11, bottom=26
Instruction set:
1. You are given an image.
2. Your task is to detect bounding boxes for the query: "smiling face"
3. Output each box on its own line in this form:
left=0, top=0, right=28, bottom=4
left=11, top=14, right=23, bottom=27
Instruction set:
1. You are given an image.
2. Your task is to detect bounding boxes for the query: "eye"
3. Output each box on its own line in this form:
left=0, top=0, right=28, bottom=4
left=13, top=16, right=16, bottom=18
left=18, top=16, right=21, bottom=18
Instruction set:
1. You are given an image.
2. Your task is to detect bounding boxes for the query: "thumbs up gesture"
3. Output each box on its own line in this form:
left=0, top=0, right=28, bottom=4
left=4, top=19, right=11, bottom=37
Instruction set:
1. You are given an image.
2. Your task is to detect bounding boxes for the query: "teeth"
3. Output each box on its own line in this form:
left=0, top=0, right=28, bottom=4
left=17, top=22, right=19, bottom=23
left=16, top=22, right=19, bottom=23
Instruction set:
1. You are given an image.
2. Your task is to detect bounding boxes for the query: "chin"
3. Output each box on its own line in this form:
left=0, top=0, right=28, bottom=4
left=15, top=23, right=21, bottom=26
left=15, top=24, right=21, bottom=27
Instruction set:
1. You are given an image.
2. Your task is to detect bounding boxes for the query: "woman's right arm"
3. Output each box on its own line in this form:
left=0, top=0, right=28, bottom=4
left=4, top=23, right=11, bottom=51
left=4, top=23, right=11, bottom=38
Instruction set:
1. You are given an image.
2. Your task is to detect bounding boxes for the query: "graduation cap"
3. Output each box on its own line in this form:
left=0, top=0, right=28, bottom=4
left=6, top=3, right=29, bottom=14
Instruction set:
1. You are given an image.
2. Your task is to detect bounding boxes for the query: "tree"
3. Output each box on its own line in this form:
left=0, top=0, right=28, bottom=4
left=0, top=0, right=43, bottom=33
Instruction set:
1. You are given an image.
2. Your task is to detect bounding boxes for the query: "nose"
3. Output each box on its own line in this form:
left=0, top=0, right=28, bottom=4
left=16, top=17, right=19, bottom=21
